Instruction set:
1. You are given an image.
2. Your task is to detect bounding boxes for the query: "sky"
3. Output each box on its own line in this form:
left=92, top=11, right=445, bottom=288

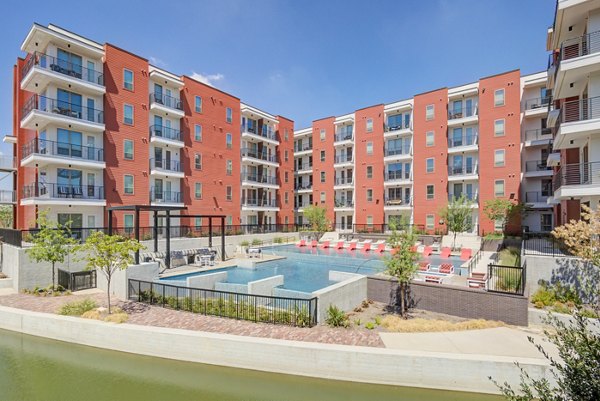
left=0, top=0, right=554, bottom=163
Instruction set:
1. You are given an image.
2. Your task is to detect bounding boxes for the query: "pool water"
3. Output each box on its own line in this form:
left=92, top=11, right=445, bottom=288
left=161, top=244, right=466, bottom=293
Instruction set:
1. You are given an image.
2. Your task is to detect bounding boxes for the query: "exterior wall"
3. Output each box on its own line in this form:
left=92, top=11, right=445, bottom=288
left=354, top=105, right=385, bottom=225
left=413, top=88, right=448, bottom=234
left=478, top=70, right=522, bottom=234
left=180, top=76, right=241, bottom=226
left=276, top=116, right=295, bottom=225
left=103, top=44, right=151, bottom=227
left=311, top=117, right=335, bottom=222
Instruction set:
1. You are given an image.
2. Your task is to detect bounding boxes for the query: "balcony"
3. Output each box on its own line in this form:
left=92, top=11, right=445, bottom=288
left=150, top=188, right=183, bottom=205
left=524, top=160, right=552, bottom=177
left=241, top=173, right=279, bottom=189
left=149, top=125, right=183, bottom=147
left=523, top=97, right=552, bottom=117
left=334, top=154, right=353, bottom=167
left=294, top=143, right=312, bottom=154
left=334, top=199, right=354, bottom=210
left=21, top=183, right=105, bottom=206
left=241, top=148, right=279, bottom=166
left=0, top=190, right=15, bottom=204
left=524, top=191, right=550, bottom=206
left=296, top=162, right=313, bottom=174
left=448, top=164, right=478, bottom=180
left=334, top=176, right=353, bottom=188
left=149, top=158, right=184, bottom=178
left=384, top=196, right=412, bottom=210
left=149, top=92, right=184, bottom=117
left=334, top=131, right=353, bottom=144
left=242, top=199, right=280, bottom=211
left=384, top=171, right=411, bottom=185
left=21, top=138, right=105, bottom=169
left=447, top=133, right=478, bottom=153
left=553, top=96, right=600, bottom=149
left=523, top=128, right=553, bottom=145
left=295, top=183, right=312, bottom=193
left=21, top=52, right=105, bottom=95
left=241, top=123, right=278, bottom=145
left=21, top=95, right=104, bottom=132
left=448, top=193, right=479, bottom=204
left=384, top=146, right=412, bottom=160
left=384, top=118, right=411, bottom=133
left=552, top=161, right=600, bottom=200
left=447, top=105, right=478, bottom=126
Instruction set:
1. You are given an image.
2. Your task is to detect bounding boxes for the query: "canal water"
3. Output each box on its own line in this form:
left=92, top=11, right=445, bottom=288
left=0, top=328, right=502, bottom=401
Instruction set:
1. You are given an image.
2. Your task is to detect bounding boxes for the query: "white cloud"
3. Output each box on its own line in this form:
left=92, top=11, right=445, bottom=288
left=148, top=56, right=168, bottom=68
left=190, top=72, right=225, bottom=86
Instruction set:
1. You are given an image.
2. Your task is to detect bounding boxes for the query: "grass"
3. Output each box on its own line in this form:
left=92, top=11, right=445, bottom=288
left=81, top=307, right=129, bottom=323
left=381, top=316, right=504, bottom=333
left=484, top=232, right=504, bottom=240
left=498, top=246, right=521, bottom=266
left=57, top=298, right=97, bottom=316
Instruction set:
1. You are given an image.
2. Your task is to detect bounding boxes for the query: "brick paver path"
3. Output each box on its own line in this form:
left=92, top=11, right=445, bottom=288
left=0, top=292, right=384, bottom=348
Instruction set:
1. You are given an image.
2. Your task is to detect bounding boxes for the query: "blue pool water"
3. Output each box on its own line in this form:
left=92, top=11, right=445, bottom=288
left=160, top=244, right=466, bottom=293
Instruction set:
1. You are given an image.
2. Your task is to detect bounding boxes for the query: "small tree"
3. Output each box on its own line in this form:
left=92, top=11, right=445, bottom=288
left=440, top=195, right=473, bottom=250
left=26, top=213, right=77, bottom=290
left=483, top=198, right=523, bottom=234
left=76, top=231, right=144, bottom=313
left=0, top=205, right=13, bottom=228
left=302, top=204, right=330, bottom=240
left=385, top=224, right=419, bottom=317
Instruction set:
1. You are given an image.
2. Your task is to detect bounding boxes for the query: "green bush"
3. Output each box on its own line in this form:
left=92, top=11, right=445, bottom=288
left=552, top=301, right=571, bottom=315
left=531, top=286, right=556, bottom=307
left=534, top=301, right=545, bottom=309
left=58, top=298, right=97, bottom=316
left=498, top=246, right=521, bottom=266
left=365, top=322, right=375, bottom=330
left=496, top=267, right=522, bottom=292
left=239, top=240, right=249, bottom=247
left=251, top=239, right=262, bottom=246
left=579, top=308, right=599, bottom=319
left=325, top=305, right=348, bottom=328
left=273, top=237, right=283, bottom=244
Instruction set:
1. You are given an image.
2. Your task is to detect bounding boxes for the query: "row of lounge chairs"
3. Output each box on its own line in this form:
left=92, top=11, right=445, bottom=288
left=418, top=262, right=454, bottom=274
left=296, top=239, right=388, bottom=253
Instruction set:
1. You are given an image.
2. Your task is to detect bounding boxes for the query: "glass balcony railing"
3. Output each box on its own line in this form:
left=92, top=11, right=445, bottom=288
left=448, top=134, right=477, bottom=148
left=334, top=177, right=353, bottom=185
left=385, top=196, right=411, bottom=206
left=22, top=183, right=104, bottom=200
left=448, top=105, right=478, bottom=120
left=21, top=52, right=104, bottom=86
left=149, top=125, right=182, bottom=142
left=150, top=189, right=182, bottom=203
left=385, top=171, right=411, bottom=181
left=334, top=131, right=353, bottom=142
left=149, top=158, right=183, bottom=172
left=149, top=92, right=183, bottom=111
left=523, top=128, right=553, bottom=142
left=295, top=183, right=312, bottom=190
left=448, top=193, right=478, bottom=202
left=296, top=162, right=312, bottom=171
left=553, top=162, right=600, bottom=190
left=295, top=143, right=312, bottom=152
left=241, top=123, right=277, bottom=141
left=242, top=199, right=279, bottom=207
left=525, top=191, right=549, bottom=203
left=334, top=155, right=353, bottom=164
left=241, top=148, right=279, bottom=163
left=242, top=174, right=278, bottom=185
left=448, top=164, right=478, bottom=176
left=334, top=199, right=354, bottom=208
left=22, top=138, right=104, bottom=162
left=22, top=95, right=104, bottom=124
left=525, top=160, right=551, bottom=172
left=385, top=146, right=411, bottom=157
left=523, top=97, right=552, bottom=111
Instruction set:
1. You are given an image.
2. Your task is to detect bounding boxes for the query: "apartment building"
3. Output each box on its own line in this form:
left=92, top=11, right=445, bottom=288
left=294, top=70, right=554, bottom=235
left=12, top=23, right=293, bottom=230
left=546, top=0, right=600, bottom=226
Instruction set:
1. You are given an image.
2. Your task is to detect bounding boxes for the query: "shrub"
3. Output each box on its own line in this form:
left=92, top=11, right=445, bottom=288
left=552, top=301, right=572, bottom=315
left=273, top=237, right=283, bottom=244
left=364, top=322, right=375, bottom=330
left=81, top=310, right=101, bottom=320
left=104, top=310, right=128, bottom=323
left=58, top=298, right=97, bottom=316
left=579, top=308, right=599, bottom=319
left=325, top=305, right=349, bottom=328
left=353, top=319, right=362, bottom=326
left=239, top=240, right=249, bottom=247
left=381, top=316, right=504, bottom=333
left=496, top=267, right=522, bottom=292
left=531, top=286, right=556, bottom=306
left=498, top=246, right=521, bottom=266
left=251, top=239, right=262, bottom=246
left=374, top=316, right=382, bottom=325
left=534, top=301, right=545, bottom=309
left=361, top=299, right=370, bottom=309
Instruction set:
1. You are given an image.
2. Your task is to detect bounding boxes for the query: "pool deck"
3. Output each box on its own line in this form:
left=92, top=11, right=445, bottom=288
left=159, top=254, right=287, bottom=279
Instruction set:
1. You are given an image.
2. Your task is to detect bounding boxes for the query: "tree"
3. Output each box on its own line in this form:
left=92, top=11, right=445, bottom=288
left=440, top=195, right=473, bottom=250
left=302, top=204, right=330, bottom=240
left=483, top=199, right=524, bottom=234
left=25, top=213, right=77, bottom=290
left=76, top=231, right=144, bottom=313
left=552, top=205, right=600, bottom=268
left=0, top=205, right=13, bottom=228
left=385, top=224, right=420, bottom=317
left=492, top=310, right=600, bottom=401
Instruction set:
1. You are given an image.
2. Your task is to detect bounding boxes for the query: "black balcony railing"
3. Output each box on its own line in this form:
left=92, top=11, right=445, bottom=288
left=21, top=183, right=104, bottom=200
left=553, top=161, right=600, bottom=190
left=525, top=160, right=551, bottom=172
left=385, top=171, right=411, bottom=181
left=296, top=162, right=312, bottom=171
left=448, top=164, right=478, bottom=176
left=241, top=148, right=279, bottom=163
left=22, top=95, right=104, bottom=124
left=524, top=128, right=553, bottom=142
left=149, top=158, right=183, bottom=172
left=334, top=132, right=353, bottom=142
left=150, top=92, right=183, bottom=111
left=334, top=199, right=354, bottom=208
left=334, top=177, right=353, bottom=185
left=241, top=123, right=277, bottom=141
left=150, top=188, right=182, bottom=203
left=523, top=96, right=552, bottom=111
left=295, top=183, right=312, bottom=191
left=448, top=105, right=478, bottom=120
left=242, top=174, right=278, bottom=185
left=385, top=196, right=412, bottom=206
left=448, top=193, right=478, bottom=202
left=294, top=143, right=312, bottom=152
left=22, top=138, right=104, bottom=162
left=21, top=52, right=104, bottom=86
left=242, top=199, right=279, bottom=208
left=448, top=134, right=477, bottom=148
left=149, top=125, right=182, bottom=142
left=525, top=192, right=549, bottom=203
left=334, top=155, right=353, bottom=164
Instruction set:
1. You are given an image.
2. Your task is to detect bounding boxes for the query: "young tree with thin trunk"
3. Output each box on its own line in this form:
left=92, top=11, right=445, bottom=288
left=76, top=231, right=144, bottom=313
left=0, top=205, right=13, bottom=228
left=440, top=194, right=473, bottom=250
left=302, top=204, right=330, bottom=241
left=483, top=198, right=524, bottom=234
left=385, top=224, right=419, bottom=317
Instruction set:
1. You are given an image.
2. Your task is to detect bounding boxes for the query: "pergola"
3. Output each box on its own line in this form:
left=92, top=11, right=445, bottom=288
left=106, top=205, right=227, bottom=268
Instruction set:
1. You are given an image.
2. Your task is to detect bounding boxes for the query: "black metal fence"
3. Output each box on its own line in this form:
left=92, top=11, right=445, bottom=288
left=487, top=263, right=526, bottom=295
left=128, top=279, right=318, bottom=327
left=58, top=268, right=97, bottom=291
left=0, top=228, right=23, bottom=247
left=522, top=232, right=570, bottom=257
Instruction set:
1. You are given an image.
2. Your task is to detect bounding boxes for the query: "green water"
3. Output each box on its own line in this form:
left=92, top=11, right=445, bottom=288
left=0, top=329, right=501, bottom=401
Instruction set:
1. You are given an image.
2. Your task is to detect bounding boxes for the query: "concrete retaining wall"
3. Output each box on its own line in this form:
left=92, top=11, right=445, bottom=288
left=0, top=305, right=550, bottom=394
left=314, top=272, right=367, bottom=321
left=248, top=275, right=284, bottom=296
left=215, top=282, right=248, bottom=293
left=523, top=255, right=592, bottom=296
left=186, top=271, right=228, bottom=290
left=368, top=276, right=529, bottom=326
left=96, top=262, right=160, bottom=300
left=0, top=278, right=13, bottom=289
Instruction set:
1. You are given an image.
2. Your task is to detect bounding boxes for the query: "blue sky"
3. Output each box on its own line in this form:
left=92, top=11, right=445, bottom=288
left=0, top=0, right=553, bottom=160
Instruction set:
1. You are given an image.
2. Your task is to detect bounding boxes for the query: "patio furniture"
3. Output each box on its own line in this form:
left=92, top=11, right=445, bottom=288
left=425, top=275, right=442, bottom=284
left=347, top=241, right=357, bottom=251
left=310, top=240, right=318, bottom=248
left=201, top=254, right=214, bottom=266
left=319, top=240, right=331, bottom=249
left=460, top=248, right=472, bottom=261
left=468, top=273, right=487, bottom=289
left=440, top=247, right=451, bottom=258
left=422, top=246, right=433, bottom=257
left=335, top=241, right=345, bottom=250
left=375, top=243, right=386, bottom=253
left=362, top=242, right=371, bottom=252
left=248, top=247, right=262, bottom=259
left=410, top=245, right=418, bottom=253
left=418, top=262, right=431, bottom=272
left=439, top=263, right=454, bottom=275
left=297, top=239, right=306, bottom=247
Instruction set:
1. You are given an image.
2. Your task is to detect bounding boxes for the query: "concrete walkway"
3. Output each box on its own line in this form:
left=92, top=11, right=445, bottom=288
left=380, top=327, right=557, bottom=359
left=473, top=250, right=496, bottom=274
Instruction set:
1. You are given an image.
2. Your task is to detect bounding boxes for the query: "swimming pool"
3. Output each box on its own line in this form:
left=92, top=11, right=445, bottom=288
left=160, top=244, right=466, bottom=293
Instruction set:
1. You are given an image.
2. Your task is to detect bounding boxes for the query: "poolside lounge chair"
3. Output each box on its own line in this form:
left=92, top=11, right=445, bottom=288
left=468, top=273, right=487, bottom=289
left=410, top=245, right=418, bottom=253
left=440, top=247, right=451, bottom=258
left=362, top=242, right=372, bottom=252
left=297, top=239, right=306, bottom=247
left=347, top=241, right=358, bottom=251
left=422, top=246, right=433, bottom=257
left=335, top=240, right=345, bottom=250
left=425, top=275, right=443, bottom=284
left=310, top=240, right=318, bottom=248
left=375, top=243, right=386, bottom=253
left=460, top=248, right=472, bottom=261
left=418, top=262, right=431, bottom=272
left=390, top=247, right=398, bottom=256
left=439, top=263, right=454, bottom=275
left=319, top=240, right=331, bottom=249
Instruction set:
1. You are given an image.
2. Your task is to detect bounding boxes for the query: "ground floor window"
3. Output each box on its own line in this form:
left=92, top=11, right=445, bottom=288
left=541, top=214, right=552, bottom=232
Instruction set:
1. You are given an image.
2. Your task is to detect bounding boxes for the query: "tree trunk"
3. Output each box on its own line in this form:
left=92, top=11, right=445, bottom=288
left=453, top=232, right=457, bottom=251
left=52, top=262, right=56, bottom=290
left=107, top=275, right=112, bottom=314
left=399, top=284, right=405, bottom=317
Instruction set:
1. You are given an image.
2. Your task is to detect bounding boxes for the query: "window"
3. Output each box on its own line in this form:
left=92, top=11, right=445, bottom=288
left=226, top=160, right=232, bottom=175
left=284, top=128, right=289, bottom=141
left=426, top=214, right=435, bottom=229
left=284, top=150, right=289, bottom=162
left=494, top=219, right=503, bottom=232
left=320, top=192, right=326, bottom=202
left=285, top=216, right=289, bottom=225
left=320, top=150, right=325, bottom=162
left=226, top=186, right=232, bottom=201
left=284, top=192, right=289, bottom=204
left=195, top=217, right=202, bottom=228
left=195, top=154, right=202, bottom=170
left=366, top=118, right=373, bottom=132
left=426, top=104, right=434, bottom=121
left=124, top=214, right=134, bottom=229
left=367, top=189, right=373, bottom=202
left=494, top=89, right=505, bottom=106
left=426, top=131, right=434, bottom=147
left=123, top=104, right=133, bottom=125
left=123, top=69, right=133, bottom=91
left=494, top=119, right=505, bottom=137
left=320, top=171, right=326, bottom=183
left=123, top=139, right=134, bottom=160
left=426, top=158, right=434, bottom=173
left=494, top=180, right=505, bottom=197
left=227, top=216, right=233, bottom=226
left=195, top=182, right=202, bottom=199
left=226, top=107, right=232, bottom=123
left=366, top=166, right=373, bottom=178
left=195, top=96, right=202, bottom=113
left=283, top=171, right=288, bottom=183
left=367, top=216, right=373, bottom=226
left=366, top=141, right=373, bottom=155
left=320, top=129, right=326, bottom=141
left=226, top=133, right=232, bottom=149
left=426, top=185, right=434, bottom=200
left=494, top=149, right=505, bottom=167
left=124, top=175, right=134, bottom=194
left=194, top=125, right=202, bottom=142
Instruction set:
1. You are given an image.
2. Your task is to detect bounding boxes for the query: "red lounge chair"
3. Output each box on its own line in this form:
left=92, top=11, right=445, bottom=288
left=440, top=247, right=451, bottom=258
left=296, top=239, right=306, bottom=247
left=375, top=243, right=386, bottom=253
left=335, top=241, right=345, bottom=250
left=460, top=248, right=472, bottom=261
left=390, top=247, right=398, bottom=256
left=348, top=242, right=357, bottom=251
left=425, top=275, right=442, bottom=284
left=418, top=262, right=431, bottom=272
left=410, top=245, right=418, bottom=253
left=310, top=240, right=318, bottom=248
left=319, top=240, right=330, bottom=249
left=422, top=246, right=433, bottom=257
left=439, top=263, right=454, bottom=275
left=362, top=242, right=372, bottom=252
